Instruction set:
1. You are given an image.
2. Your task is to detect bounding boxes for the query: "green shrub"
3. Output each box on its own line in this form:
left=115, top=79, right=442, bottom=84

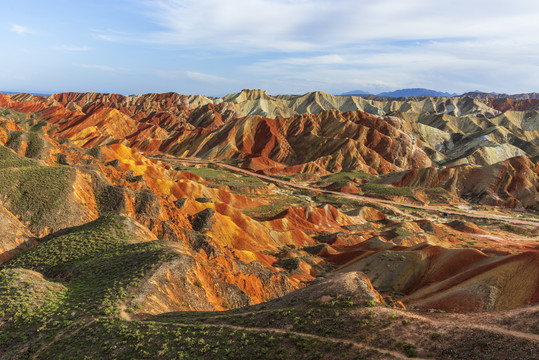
left=6, top=131, right=23, bottom=148
left=395, top=227, right=409, bottom=237
left=25, top=132, right=44, bottom=158
left=402, top=343, right=418, bottom=357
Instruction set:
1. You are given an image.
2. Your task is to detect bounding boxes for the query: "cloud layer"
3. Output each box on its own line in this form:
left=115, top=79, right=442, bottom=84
left=2, top=1, right=539, bottom=94
left=143, top=0, right=539, bottom=51
left=117, top=0, right=539, bottom=93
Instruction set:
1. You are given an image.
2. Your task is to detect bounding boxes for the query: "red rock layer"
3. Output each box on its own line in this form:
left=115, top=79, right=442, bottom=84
left=487, top=98, right=539, bottom=112
left=382, top=156, right=539, bottom=209
left=1, top=93, right=433, bottom=175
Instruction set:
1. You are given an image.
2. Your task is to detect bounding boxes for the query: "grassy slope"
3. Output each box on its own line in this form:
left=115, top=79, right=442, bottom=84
left=0, top=215, right=171, bottom=358
left=0, top=214, right=377, bottom=360
left=0, top=145, right=72, bottom=230
left=0, top=221, right=536, bottom=360
left=32, top=297, right=385, bottom=360
left=26, top=292, right=539, bottom=360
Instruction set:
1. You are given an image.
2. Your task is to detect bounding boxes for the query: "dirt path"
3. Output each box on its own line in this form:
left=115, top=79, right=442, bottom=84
left=159, top=156, right=539, bottom=227
left=401, top=309, right=539, bottom=342
left=158, top=305, right=539, bottom=344
left=144, top=320, right=415, bottom=359
left=31, top=318, right=97, bottom=360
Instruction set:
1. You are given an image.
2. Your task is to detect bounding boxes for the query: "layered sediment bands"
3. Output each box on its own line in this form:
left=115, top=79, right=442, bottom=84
left=1, top=90, right=538, bottom=317
left=226, top=89, right=501, bottom=119
left=335, top=241, right=539, bottom=312
left=380, top=156, right=539, bottom=208
left=169, top=111, right=432, bottom=174
left=2, top=90, right=538, bottom=169
left=402, top=250, right=539, bottom=312
left=133, top=243, right=297, bottom=313
left=487, top=98, right=539, bottom=112
left=48, top=92, right=216, bottom=116
left=0, top=123, right=317, bottom=310
left=94, top=143, right=392, bottom=310
left=0, top=204, right=37, bottom=265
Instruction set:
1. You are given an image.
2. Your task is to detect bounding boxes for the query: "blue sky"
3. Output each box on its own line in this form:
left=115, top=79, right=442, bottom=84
left=2, top=0, right=539, bottom=96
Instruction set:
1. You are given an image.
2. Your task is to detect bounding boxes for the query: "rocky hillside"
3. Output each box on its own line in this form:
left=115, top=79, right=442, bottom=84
left=2, top=91, right=538, bottom=172
left=0, top=92, right=538, bottom=359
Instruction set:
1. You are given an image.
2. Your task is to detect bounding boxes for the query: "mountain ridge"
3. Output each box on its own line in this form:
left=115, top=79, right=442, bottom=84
left=340, top=88, right=457, bottom=97
left=1, top=90, right=538, bottom=359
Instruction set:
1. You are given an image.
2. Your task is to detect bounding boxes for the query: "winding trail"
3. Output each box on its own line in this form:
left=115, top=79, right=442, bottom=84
left=31, top=318, right=97, bottom=360
left=143, top=304, right=539, bottom=359
left=398, top=307, right=539, bottom=343
left=144, top=320, right=413, bottom=359
left=158, top=156, right=539, bottom=227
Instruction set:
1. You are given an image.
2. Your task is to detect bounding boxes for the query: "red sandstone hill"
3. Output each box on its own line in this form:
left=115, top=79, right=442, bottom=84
left=378, top=156, right=539, bottom=209
left=1, top=93, right=539, bottom=359
left=2, top=90, right=538, bottom=169
left=487, top=98, right=539, bottom=112
left=1, top=91, right=537, bottom=210
left=1, top=91, right=538, bottom=314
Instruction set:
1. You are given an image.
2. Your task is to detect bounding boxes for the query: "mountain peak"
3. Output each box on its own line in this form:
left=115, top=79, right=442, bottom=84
left=375, top=88, right=456, bottom=98
left=223, top=89, right=272, bottom=102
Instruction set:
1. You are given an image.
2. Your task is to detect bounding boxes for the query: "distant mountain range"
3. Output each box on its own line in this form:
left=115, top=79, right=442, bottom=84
left=340, top=88, right=457, bottom=97
left=3, top=88, right=538, bottom=101
left=340, top=88, right=539, bottom=99
left=1, top=90, right=52, bottom=97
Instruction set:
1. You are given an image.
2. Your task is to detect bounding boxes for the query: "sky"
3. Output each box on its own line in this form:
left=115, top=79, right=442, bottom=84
left=2, top=0, right=539, bottom=96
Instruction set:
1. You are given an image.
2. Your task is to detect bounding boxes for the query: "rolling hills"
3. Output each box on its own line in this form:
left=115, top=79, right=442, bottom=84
left=0, top=90, right=538, bottom=359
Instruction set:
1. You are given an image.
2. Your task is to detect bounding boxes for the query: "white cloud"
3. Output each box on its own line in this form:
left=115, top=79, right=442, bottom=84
left=53, top=45, right=92, bottom=52
left=243, top=34, right=539, bottom=94
left=185, top=71, right=228, bottom=83
left=135, top=0, right=539, bottom=52
left=10, top=24, right=32, bottom=35
left=78, top=64, right=114, bottom=72
left=76, top=64, right=129, bottom=72
left=92, top=0, right=539, bottom=93
left=157, top=70, right=229, bottom=83
left=95, top=34, right=117, bottom=42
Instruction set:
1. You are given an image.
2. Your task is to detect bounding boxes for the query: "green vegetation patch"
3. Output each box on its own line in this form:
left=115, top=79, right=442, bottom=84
left=25, top=132, right=45, bottom=158
left=5, top=214, right=171, bottom=315
left=0, top=268, right=66, bottom=321
left=0, top=107, right=28, bottom=123
left=394, top=227, right=410, bottom=237
left=149, top=296, right=417, bottom=358
left=175, top=164, right=266, bottom=188
left=317, top=171, right=376, bottom=188
left=0, top=144, right=38, bottom=169
left=313, top=193, right=362, bottom=210
left=5, top=131, right=45, bottom=159
left=5, top=130, right=24, bottom=149
left=0, top=215, right=173, bottom=358
left=38, top=318, right=370, bottom=360
left=151, top=296, right=373, bottom=339
left=360, top=183, right=415, bottom=197
left=243, top=194, right=299, bottom=220
left=0, top=164, right=72, bottom=225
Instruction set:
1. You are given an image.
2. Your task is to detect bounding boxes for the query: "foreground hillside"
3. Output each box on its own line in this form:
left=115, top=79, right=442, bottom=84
left=0, top=91, right=538, bottom=359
